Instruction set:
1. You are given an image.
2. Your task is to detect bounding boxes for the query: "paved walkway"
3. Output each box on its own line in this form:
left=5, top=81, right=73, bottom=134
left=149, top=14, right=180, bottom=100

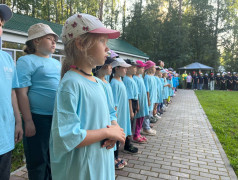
left=11, top=90, right=237, bottom=180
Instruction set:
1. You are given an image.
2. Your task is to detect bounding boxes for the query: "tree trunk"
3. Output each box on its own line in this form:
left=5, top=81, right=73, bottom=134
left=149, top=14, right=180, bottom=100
left=99, top=0, right=104, bottom=21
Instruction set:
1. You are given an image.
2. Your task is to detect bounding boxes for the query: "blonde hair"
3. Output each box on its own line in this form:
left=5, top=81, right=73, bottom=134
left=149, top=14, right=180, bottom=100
left=145, top=67, right=154, bottom=74
left=61, top=33, right=101, bottom=79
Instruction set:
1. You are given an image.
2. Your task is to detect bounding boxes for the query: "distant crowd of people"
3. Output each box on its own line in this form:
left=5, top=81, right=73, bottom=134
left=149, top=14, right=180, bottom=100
left=181, top=71, right=238, bottom=91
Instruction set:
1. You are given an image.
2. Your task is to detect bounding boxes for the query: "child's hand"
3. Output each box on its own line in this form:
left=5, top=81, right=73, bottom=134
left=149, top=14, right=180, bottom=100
left=102, top=140, right=116, bottom=149
left=15, top=121, right=23, bottom=143
left=106, top=125, right=125, bottom=145
left=130, top=111, right=134, bottom=120
left=24, top=120, right=36, bottom=137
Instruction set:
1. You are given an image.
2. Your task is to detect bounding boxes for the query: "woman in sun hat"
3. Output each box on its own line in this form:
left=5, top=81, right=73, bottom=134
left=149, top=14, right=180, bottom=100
left=16, top=23, right=61, bottom=180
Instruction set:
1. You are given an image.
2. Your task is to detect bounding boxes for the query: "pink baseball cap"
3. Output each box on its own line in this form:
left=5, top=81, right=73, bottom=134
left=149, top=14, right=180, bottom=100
left=62, top=13, right=120, bottom=44
left=144, top=60, right=157, bottom=70
left=136, top=60, right=146, bottom=67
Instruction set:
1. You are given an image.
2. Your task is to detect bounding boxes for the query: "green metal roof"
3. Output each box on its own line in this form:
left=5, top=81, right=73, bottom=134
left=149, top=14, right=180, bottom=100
left=107, top=39, right=149, bottom=58
left=4, top=13, right=149, bottom=58
left=4, top=13, right=62, bottom=36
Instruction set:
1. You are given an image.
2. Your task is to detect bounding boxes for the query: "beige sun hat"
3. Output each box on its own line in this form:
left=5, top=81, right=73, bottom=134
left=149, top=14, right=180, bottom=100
left=26, top=23, right=59, bottom=43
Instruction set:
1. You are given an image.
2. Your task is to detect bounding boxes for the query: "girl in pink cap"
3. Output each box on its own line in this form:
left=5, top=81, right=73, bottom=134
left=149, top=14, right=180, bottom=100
left=50, top=13, right=125, bottom=180
left=133, top=60, right=149, bottom=142
left=141, top=60, right=157, bottom=135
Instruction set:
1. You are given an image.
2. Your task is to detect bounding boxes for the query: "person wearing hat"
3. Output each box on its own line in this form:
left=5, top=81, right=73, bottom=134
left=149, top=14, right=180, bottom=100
left=203, top=73, right=209, bottom=90
left=209, top=72, right=215, bottom=91
left=154, top=66, right=164, bottom=116
left=141, top=60, right=157, bottom=135
left=15, top=23, right=61, bottom=180
left=215, top=73, right=221, bottom=90
left=94, top=57, right=125, bottom=169
left=50, top=13, right=125, bottom=180
left=133, top=60, right=149, bottom=143
left=110, top=58, right=138, bottom=167
left=0, top=4, right=23, bottom=180
left=123, top=59, right=146, bottom=143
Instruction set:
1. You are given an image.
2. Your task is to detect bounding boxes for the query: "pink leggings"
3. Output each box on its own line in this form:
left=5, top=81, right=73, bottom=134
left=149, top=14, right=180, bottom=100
left=134, top=117, right=144, bottom=138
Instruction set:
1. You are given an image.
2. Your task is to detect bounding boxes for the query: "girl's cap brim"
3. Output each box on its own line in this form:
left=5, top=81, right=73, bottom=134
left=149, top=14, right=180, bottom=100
left=89, top=27, right=120, bottom=39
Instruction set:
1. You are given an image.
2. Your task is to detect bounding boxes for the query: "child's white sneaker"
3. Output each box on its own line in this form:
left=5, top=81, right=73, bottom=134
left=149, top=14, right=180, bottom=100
left=141, top=129, right=156, bottom=136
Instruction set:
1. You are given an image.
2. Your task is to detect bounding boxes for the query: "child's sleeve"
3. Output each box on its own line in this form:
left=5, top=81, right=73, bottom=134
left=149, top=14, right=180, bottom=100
left=144, top=77, right=149, bottom=92
left=110, top=81, right=119, bottom=108
left=10, top=57, right=19, bottom=89
left=123, top=79, right=133, bottom=100
left=16, top=57, right=34, bottom=88
left=51, top=90, right=87, bottom=154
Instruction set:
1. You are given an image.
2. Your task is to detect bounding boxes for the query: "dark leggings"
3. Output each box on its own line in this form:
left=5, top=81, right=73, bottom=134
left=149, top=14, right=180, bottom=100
left=23, top=113, right=52, bottom=180
left=0, top=151, right=12, bottom=180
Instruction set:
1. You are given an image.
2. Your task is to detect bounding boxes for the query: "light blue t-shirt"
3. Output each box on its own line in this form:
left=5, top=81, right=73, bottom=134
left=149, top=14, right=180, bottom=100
left=16, top=54, right=61, bottom=115
left=103, top=81, right=117, bottom=121
left=160, top=78, right=165, bottom=100
left=50, top=71, right=115, bottom=180
left=162, top=78, right=169, bottom=99
left=154, top=76, right=163, bottom=104
left=0, top=51, right=19, bottom=155
left=133, top=75, right=149, bottom=118
left=110, top=78, right=131, bottom=137
left=168, top=79, right=174, bottom=97
left=144, top=74, right=157, bottom=111
left=123, top=76, right=138, bottom=100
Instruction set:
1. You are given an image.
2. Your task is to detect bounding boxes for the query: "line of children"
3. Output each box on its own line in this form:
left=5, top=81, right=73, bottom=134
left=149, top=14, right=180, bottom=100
left=2, top=8, right=176, bottom=179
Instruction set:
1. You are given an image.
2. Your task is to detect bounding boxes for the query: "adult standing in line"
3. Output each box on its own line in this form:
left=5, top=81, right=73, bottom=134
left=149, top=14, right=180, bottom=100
left=220, top=73, right=227, bottom=90
left=203, top=73, right=209, bottom=90
left=182, top=71, right=188, bottom=89
left=186, top=73, right=192, bottom=89
left=16, top=23, right=61, bottom=180
left=198, top=73, right=204, bottom=90
left=215, top=73, right=221, bottom=90
left=210, top=73, right=215, bottom=91
left=192, top=72, right=199, bottom=90
left=227, top=72, right=233, bottom=91
left=233, top=72, right=238, bottom=91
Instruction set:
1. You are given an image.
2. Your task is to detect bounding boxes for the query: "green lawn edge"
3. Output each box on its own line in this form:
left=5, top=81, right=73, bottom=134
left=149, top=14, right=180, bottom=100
left=195, top=90, right=238, bottom=176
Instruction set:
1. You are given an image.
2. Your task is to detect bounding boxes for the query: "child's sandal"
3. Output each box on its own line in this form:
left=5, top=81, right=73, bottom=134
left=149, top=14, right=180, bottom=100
left=115, top=161, right=124, bottom=170
left=120, top=159, right=127, bottom=166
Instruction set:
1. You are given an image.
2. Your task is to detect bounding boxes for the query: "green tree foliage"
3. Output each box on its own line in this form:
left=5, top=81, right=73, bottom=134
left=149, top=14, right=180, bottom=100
left=1, top=0, right=238, bottom=71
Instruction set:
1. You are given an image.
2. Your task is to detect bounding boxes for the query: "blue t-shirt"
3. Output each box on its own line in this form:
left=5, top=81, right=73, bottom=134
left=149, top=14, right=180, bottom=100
left=16, top=54, right=61, bottom=115
left=161, top=78, right=169, bottom=100
left=168, top=79, right=174, bottom=97
left=144, top=74, right=157, bottom=111
left=0, top=51, right=19, bottom=155
left=133, top=75, right=149, bottom=118
left=123, top=76, right=138, bottom=100
left=154, top=76, right=163, bottom=104
left=103, top=81, right=117, bottom=122
left=50, top=71, right=114, bottom=180
left=110, top=78, right=131, bottom=137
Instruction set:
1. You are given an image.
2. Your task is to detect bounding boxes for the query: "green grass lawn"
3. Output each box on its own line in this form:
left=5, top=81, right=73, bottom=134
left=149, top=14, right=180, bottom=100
left=11, top=141, right=25, bottom=172
left=195, top=90, right=238, bottom=176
